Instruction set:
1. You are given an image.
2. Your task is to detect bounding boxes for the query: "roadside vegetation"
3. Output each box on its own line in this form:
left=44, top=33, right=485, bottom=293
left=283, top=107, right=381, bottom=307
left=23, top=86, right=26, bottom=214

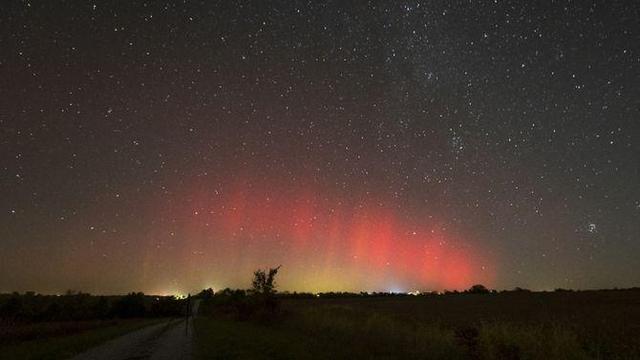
left=0, top=291, right=184, bottom=323
left=0, top=291, right=185, bottom=359
left=0, top=318, right=161, bottom=360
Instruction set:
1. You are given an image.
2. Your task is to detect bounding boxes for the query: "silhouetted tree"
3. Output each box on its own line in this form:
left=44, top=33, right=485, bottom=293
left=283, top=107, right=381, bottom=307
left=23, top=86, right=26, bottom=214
left=555, top=288, right=574, bottom=292
left=250, top=266, right=282, bottom=320
left=198, top=288, right=215, bottom=299
left=0, top=295, right=22, bottom=319
left=467, top=284, right=490, bottom=294
left=92, top=296, right=110, bottom=319
left=112, top=292, right=146, bottom=318
left=513, top=287, right=531, bottom=292
left=251, top=266, right=281, bottom=296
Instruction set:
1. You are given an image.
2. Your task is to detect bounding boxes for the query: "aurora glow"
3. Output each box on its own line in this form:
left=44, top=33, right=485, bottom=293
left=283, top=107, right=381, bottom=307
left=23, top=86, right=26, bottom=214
left=162, top=176, right=495, bottom=292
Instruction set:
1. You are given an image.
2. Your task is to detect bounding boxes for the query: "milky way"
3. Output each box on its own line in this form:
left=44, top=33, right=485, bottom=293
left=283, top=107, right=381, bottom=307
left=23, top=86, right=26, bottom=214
left=1, top=1, right=638, bottom=294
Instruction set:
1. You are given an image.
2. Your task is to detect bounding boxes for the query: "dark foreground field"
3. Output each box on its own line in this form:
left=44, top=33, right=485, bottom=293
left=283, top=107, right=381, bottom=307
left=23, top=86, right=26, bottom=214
left=2, top=289, right=639, bottom=359
left=195, top=289, right=640, bottom=360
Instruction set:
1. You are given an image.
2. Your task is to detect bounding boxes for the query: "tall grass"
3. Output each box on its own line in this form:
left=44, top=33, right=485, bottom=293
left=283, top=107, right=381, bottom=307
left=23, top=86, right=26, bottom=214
left=288, top=305, right=465, bottom=359
left=285, top=304, right=594, bottom=359
left=476, top=322, right=589, bottom=360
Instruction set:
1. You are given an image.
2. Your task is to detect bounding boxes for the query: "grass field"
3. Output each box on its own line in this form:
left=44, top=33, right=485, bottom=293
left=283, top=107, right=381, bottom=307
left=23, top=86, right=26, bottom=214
left=0, top=318, right=162, bottom=360
left=195, top=317, right=332, bottom=359
left=195, top=289, right=640, bottom=359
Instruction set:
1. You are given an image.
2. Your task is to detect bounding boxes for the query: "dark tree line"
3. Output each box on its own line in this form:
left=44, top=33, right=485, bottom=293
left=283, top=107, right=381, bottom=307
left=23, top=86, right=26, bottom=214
left=198, top=266, right=283, bottom=322
left=0, top=292, right=185, bottom=322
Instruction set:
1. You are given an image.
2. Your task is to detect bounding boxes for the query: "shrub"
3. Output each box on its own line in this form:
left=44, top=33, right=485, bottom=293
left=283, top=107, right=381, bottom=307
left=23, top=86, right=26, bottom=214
left=477, top=322, right=589, bottom=360
left=467, top=284, right=491, bottom=294
left=111, top=292, right=146, bottom=318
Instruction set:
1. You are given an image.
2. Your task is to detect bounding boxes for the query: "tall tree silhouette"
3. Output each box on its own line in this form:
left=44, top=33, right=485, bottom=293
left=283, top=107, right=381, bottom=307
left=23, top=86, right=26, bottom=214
left=251, top=266, right=281, bottom=295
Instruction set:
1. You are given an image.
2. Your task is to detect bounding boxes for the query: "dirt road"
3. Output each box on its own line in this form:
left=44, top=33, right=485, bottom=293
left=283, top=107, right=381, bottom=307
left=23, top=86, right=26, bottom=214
left=71, top=300, right=200, bottom=360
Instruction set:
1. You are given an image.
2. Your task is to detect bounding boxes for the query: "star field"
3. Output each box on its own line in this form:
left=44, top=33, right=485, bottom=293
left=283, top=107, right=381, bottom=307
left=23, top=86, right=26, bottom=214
left=1, top=1, right=639, bottom=294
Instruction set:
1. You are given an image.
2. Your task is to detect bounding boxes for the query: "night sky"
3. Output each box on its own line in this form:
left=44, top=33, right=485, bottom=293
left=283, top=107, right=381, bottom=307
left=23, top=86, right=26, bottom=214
left=1, top=1, right=639, bottom=295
